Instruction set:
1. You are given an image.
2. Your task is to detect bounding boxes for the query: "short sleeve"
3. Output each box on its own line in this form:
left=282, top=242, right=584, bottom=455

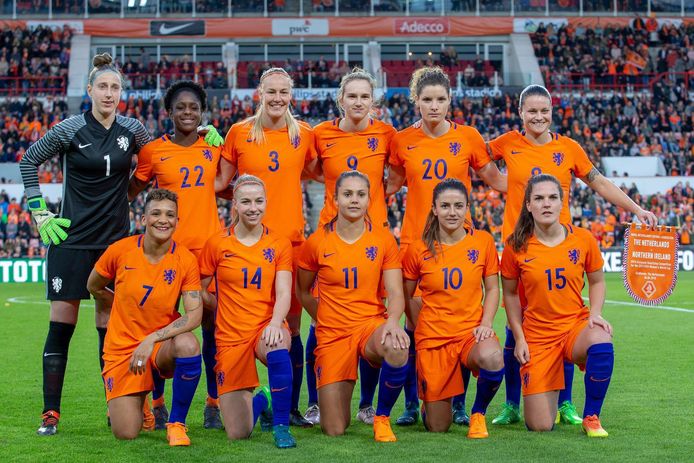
left=297, top=231, right=321, bottom=272
left=500, top=246, right=520, bottom=280
left=382, top=232, right=402, bottom=270
left=134, top=141, right=155, bottom=182
left=181, top=251, right=202, bottom=291
left=567, top=138, right=595, bottom=179
left=133, top=119, right=151, bottom=152
left=221, top=124, right=240, bottom=164
left=487, top=135, right=504, bottom=162
left=93, top=241, right=122, bottom=280
left=303, top=126, right=317, bottom=162
left=467, top=127, right=492, bottom=171
left=388, top=133, right=404, bottom=167
left=275, top=237, right=294, bottom=272
left=483, top=233, right=500, bottom=277
left=583, top=230, right=605, bottom=273
left=401, top=242, right=421, bottom=281
left=198, top=234, right=221, bottom=277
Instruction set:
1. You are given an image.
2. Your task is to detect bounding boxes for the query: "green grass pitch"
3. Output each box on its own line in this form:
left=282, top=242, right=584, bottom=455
left=1, top=273, right=692, bottom=462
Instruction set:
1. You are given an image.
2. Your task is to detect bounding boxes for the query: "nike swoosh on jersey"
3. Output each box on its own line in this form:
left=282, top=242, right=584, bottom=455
left=407, top=145, right=417, bottom=150
left=326, top=142, right=337, bottom=148
left=423, top=255, right=434, bottom=261
left=511, top=150, right=521, bottom=154
left=160, top=156, right=174, bottom=161
left=323, top=252, right=335, bottom=258
left=78, top=143, right=92, bottom=149
left=224, top=253, right=236, bottom=258
left=124, top=266, right=136, bottom=270
left=524, top=257, right=537, bottom=263
left=159, top=23, right=194, bottom=35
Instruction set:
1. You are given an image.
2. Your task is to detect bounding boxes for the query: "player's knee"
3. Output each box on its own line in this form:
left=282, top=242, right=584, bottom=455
left=112, top=426, right=140, bottom=440
left=173, top=332, right=200, bottom=358
left=384, top=344, right=408, bottom=367
left=588, top=328, right=613, bottom=346
left=321, top=422, right=347, bottom=436
left=525, top=417, right=554, bottom=432
left=226, top=427, right=253, bottom=440
left=426, top=418, right=450, bottom=433
left=479, top=348, right=504, bottom=371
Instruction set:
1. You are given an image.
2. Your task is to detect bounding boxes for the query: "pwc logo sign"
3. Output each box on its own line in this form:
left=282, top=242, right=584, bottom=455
left=394, top=18, right=450, bottom=35
left=272, top=19, right=329, bottom=36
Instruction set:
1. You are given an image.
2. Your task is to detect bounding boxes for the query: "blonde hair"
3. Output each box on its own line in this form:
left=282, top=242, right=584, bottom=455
left=231, top=174, right=267, bottom=227
left=409, top=66, right=450, bottom=103
left=336, top=67, right=376, bottom=117
left=247, top=68, right=301, bottom=146
left=88, top=53, right=124, bottom=87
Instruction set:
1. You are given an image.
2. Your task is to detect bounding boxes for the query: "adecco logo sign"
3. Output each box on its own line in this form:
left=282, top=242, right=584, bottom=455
left=394, top=19, right=449, bottom=35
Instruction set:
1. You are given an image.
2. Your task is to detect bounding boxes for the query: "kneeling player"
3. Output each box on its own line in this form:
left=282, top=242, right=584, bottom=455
left=501, top=174, right=614, bottom=437
left=87, top=189, right=203, bottom=446
left=198, top=175, right=296, bottom=449
left=402, top=179, right=504, bottom=438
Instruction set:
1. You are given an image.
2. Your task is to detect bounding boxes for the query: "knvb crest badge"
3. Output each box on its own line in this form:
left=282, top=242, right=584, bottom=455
left=291, top=136, right=300, bottom=149
left=164, top=269, right=176, bottom=284
left=467, top=249, right=479, bottom=264
left=106, top=376, right=114, bottom=392
left=568, top=249, right=580, bottom=265
left=449, top=141, right=461, bottom=156
left=216, top=371, right=225, bottom=386
left=365, top=246, right=378, bottom=261
left=263, top=248, right=276, bottom=263
left=367, top=137, right=379, bottom=152
left=117, top=135, right=129, bottom=151
left=52, top=276, right=62, bottom=294
left=553, top=152, right=564, bottom=166
left=202, top=149, right=213, bottom=162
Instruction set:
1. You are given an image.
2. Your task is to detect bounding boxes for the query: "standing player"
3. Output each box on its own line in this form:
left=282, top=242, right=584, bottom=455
left=385, top=66, right=506, bottom=426
left=306, top=68, right=396, bottom=425
left=20, top=54, right=151, bottom=436
left=488, top=84, right=656, bottom=426
left=296, top=171, right=409, bottom=442
left=219, top=67, right=317, bottom=427
left=501, top=174, right=614, bottom=437
left=128, top=80, right=225, bottom=430
left=402, top=179, right=504, bottom=438
left=86, top=189, right=203, bottom=446
left=198, top=174, right=297, bottom=449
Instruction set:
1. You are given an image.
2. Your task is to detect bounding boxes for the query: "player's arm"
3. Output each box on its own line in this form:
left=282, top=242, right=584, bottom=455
left=586, top=269, right=611, bottom=335
left=128, top=174, right=149, bottom=202
left=86, top=269, right=114, bottom=314
left=199, top=275, right=217, bottom=312
left=215, top=157, right=237, bottom=199
left=403, top=278, right=420, bottom=326
left=474, top=273, right=500, bottom=343
left=385, top=164, right=406, bottom=196
left=381, top=268, right=409, bottom=350
left=130, top=289, right=203, bottom=375
left=262, top=270, right=292, bottom=347
left=302, top=157, right=324, bottom=182
left=501, top=276, right=529, bottom=365
left=581, top=167, right=656, bottom=227
left=476, top=162, right=508, bottom=193
left=296, top=268, right=318, bottom=320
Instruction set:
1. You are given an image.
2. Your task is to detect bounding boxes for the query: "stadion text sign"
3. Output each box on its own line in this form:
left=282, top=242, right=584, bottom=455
left=3, top=246, right=694, bottom=283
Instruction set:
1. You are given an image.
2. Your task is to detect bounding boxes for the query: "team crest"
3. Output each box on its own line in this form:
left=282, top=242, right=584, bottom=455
left=553, top=152, right=564, bottom=166
left=367, top=137, right=378, bottom=152
left=106, top=376, right=114, bottom=392
left=291, top=136, right=300, bottom=149
left=117, top=135, right=129, bottom=151
left=523, top=372, right=530, bottom=388
left=365, top=246, right=378, bottom=261
left=163, top=269, right=176, bottom=284
left=51, top=276, right=62, bottom=294
left=449, top=141, right=461, bottom=156
left=467, top=249, right=479, bottom=264
left=217, top=371, right=225, bottom=386
left=316, top=366, right=322, bottom=381
left=263, top=248, right=275, bottom=263
left=568, top=249, right=580, bottom=264
left=420, top=379, right=427, bottom=394
left=202, top=149, right=213, bottom=161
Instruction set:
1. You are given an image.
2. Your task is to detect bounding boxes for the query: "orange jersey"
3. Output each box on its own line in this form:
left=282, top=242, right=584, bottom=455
left=389, top=122, right=490, bottom=246
left=95, top=235, right=201, bottom=356
left=488, top=131, right=595, bottom=240
left=500, top=225, right=603, bottom=345
left=297, top=223, right=401, bottom=336
left=314, top=118, right=396, bottom=228
left=198, top=225, right=293, bottom=346
left=134, top=135, right=223, bottom=253
left=222, top=120, right=316, bottom=243
left=402, top=229, right=499, bottom=349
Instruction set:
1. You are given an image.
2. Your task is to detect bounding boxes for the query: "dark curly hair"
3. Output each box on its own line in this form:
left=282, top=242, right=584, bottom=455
left=163, top=80, right=207, bottom=112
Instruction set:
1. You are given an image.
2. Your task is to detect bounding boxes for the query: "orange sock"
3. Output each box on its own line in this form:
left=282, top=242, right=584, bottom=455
left=152, top=397, right=165, bottom=408
left=206, top=396, right=219, bottom=408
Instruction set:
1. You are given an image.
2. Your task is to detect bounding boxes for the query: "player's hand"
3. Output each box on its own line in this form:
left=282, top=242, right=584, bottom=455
left=635, top=208, right=657, bottom=229
left=261, top=322, right=285, bottom=348
left=130, top=338, right=155, bottom=375
left=473, top=324, right=494, bottom=343
left=28, top=196, right=71, bottom=245
left=588, top=314, right=613, bottom=336
left=198, top=124, right=223, bottom=147
left=381, top=319, right=409, bottom=350
left=514, top=338, right=530, bottom=365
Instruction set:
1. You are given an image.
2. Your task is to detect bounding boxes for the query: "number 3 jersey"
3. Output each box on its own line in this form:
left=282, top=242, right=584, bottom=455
left=134, top=135, right=223, bottom=253
left=500, top=225, right=604, bottom=345
left=20, top=112, right=150, bottom=249
left=94, top=235, right=201, bottom=357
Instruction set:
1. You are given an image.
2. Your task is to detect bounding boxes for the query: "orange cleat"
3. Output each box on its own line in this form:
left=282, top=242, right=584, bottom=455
left=166, top=422, right=191, bottom=446
left=467, top=413, right=489, bottom=439
left=582, top=415, right=608, bottom=438
left=373, top=415, right=397, bottom=442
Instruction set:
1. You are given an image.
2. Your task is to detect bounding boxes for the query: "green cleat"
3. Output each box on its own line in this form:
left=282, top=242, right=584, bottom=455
left=556, top=401, right=583, bottom=425
left=492, top=402, right=521, bottom=425
left=395, top=402, right=419, bottom=426
left=272, top=424, right=297, bottom=448
left=258, top=385, right=273, bottom=432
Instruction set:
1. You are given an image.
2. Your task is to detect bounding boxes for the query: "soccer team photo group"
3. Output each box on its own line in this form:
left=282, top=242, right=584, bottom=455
left=0, top=2, right=692, bottom=461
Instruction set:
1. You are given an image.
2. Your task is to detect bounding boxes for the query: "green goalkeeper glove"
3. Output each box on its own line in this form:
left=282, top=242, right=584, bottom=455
left=27, top=196, right=71, bottom=245
left=199, top=124, right=224, bottom=147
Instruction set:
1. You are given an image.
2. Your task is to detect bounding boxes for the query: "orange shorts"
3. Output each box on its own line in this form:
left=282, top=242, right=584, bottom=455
left=400, top=243, right=422, bottom=299
left=102, top=342, right=167, bottom=402
left=416, top=332, right=495, bottom=402
left=314, top=317, right=384, bottom=388
left=288, top=242, right=303, bottom=317
left=215, top=329, right=266, bottom=395
left=521, top=318, right=588, bottom=396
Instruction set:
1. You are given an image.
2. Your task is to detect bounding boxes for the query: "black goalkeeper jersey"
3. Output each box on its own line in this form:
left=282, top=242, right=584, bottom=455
left=20, top=112, right=150, bottom=249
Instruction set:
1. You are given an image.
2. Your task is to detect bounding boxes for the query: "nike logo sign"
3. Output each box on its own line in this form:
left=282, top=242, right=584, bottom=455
left=271, top=387, right=288, bottom=393
left=159, top=23, right=194, bottom=35
left=423, top=255, right=434, bottom=261
left=524, top=258, right=536, bottom=263
left=511, top=150, right=521, bottom=154
left=224, top=253, right=236, bottom=258
left=323, top=252, right=335, bottom=258
left=407, top=145, right=416, bottom=150
left=160, top=156, right=173, bottom=161
left=43, top=353, right=61, bottom=357
left=78, top=143, right=92, bottom=149
left=326, top=142, right=336, bottom=148
left=124, top=266, right=136, bottom=270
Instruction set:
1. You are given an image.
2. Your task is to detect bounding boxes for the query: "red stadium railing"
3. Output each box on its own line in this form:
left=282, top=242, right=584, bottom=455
left=545, top=72, right=692, bottom=93
left=0, top=76, right=67, bottom=96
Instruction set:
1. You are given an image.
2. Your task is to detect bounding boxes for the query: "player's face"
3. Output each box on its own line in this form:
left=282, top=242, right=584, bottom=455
left=415, top=85, right=450, bottom=125
left=261, top=74, right=292, bottom=120
left=520, top=95, right=552, bottom=138
left=526, top=181, right=562, bottom=226
left=143, top=199, right=178, bottom=242
left=170, top=90, right=202, bottom=134
left=336, top=176, right=370, bottom=222
left=233, top=184, right=266, bottom=228
left=88, top=71, right=122, bottom=117
left=433, top=189, right=468, bottom=234
left=340, top=79, right=373, bottom=122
